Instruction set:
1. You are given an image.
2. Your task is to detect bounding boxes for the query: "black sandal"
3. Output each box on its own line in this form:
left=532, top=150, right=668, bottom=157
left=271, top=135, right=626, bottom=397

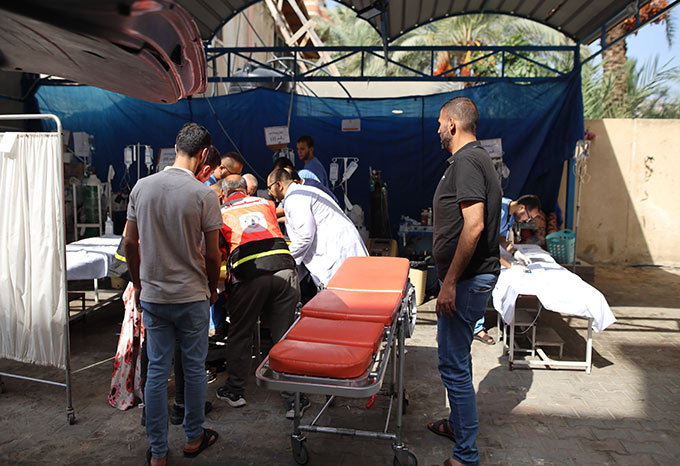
left=183, top=428, right=219, bottom=458
left=427, top=418, right=455, bottom=442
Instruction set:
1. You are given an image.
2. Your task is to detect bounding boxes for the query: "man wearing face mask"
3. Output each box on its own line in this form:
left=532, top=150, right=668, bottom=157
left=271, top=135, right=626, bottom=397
left=125, top=122, right=222, bottom=465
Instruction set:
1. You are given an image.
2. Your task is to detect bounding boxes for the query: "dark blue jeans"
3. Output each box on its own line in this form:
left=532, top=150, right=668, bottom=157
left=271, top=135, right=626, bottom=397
left=142, top=299, right=209, bottom=460
left=437, top=273, right=497, bottom=466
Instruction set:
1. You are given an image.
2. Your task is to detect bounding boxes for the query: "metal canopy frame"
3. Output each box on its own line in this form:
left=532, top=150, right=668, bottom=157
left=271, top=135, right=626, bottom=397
left=205, top=44, right=579, bottom=84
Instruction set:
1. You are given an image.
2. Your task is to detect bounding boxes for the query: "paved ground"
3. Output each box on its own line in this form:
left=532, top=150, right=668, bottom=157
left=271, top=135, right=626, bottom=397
left=1, top=265, right=679, bottom=465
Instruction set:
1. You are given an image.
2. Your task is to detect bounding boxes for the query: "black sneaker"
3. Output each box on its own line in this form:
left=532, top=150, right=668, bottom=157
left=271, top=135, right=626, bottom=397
left=285, top=395, right=311, bottom=419
left=170, top=402, right=214, bottom=425
left=216, top=386, right=246, bottom=407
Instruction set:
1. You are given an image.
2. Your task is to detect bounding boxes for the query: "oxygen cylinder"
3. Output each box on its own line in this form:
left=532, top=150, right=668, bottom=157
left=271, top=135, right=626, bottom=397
left=83, top=173, right=102, bottom=238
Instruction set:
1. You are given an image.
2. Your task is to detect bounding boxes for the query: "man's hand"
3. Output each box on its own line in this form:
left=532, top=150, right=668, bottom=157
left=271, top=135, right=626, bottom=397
left=133, top=284, right=142, bottom=309
left=513, top=250, right=532, bottom=266
left=436, top=282, right=456, bottom=318
left=210, top=289, right=219, bottom=306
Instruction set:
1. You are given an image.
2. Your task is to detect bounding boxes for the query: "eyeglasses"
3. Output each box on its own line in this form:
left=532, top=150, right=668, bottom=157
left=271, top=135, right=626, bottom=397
left=267, top=181, right=279, bottom=191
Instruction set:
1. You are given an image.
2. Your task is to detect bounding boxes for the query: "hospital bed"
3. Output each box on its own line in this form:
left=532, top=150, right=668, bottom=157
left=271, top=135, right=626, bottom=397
left=493, top=244, right=616, bottom=373
left=66, top=234, right=123, bottom=321
left=256, top=256, right=418, bottom=466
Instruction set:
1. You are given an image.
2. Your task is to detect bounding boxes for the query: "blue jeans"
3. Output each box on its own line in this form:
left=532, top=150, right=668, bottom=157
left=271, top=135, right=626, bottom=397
left=142, top=299, right=209, bottom=459
left=437, top=273, right=497, bottom=466
left=210, top=291, right=227, bottom=331
left=473, top=316, right=485, bottom=335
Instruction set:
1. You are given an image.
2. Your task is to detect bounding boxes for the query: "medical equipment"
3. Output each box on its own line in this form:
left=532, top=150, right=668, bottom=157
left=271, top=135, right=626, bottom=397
left=257, top=256, right=418, bottom=466
left=328, top=161, right=339, bottom=186
left=123, top=143, right=153, bottom=186
left=144, top=145, right=154, bottom=173
left=331, top=157, right=359, bottom=214
left=571, top=139, right=590, bottom=272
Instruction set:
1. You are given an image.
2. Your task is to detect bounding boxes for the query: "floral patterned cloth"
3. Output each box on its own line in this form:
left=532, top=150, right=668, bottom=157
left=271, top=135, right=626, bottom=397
left=108, top=282, right=145, bottom=410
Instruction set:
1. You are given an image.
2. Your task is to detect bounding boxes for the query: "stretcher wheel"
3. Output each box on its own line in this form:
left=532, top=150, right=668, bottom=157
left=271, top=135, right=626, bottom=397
left=393, top=451, right=417, bottom=466
left=68, top=413, right=76, bottom=425
left=291, top=436, right=309, bottom=465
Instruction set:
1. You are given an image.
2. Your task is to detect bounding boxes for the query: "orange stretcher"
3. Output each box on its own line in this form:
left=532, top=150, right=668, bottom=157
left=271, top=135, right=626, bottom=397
left=256, top=256, right=418, bottom=466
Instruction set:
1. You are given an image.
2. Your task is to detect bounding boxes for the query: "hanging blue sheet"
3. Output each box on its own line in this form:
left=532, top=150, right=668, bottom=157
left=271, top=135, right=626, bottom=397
left=34, top=72, right=583, bottom=235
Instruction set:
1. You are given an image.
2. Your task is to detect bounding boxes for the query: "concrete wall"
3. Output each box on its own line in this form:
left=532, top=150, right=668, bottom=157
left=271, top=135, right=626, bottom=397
left=558, top=119, right=680, bottom=265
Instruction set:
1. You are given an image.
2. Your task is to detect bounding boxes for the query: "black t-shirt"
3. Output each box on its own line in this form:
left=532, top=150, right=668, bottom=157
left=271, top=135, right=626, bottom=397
left=433, top=141, right=501, bottom=281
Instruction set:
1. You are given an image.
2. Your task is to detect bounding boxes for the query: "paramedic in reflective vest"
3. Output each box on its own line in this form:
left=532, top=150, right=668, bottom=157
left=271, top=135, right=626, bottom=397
left=215, top=175, right=300, bottom=410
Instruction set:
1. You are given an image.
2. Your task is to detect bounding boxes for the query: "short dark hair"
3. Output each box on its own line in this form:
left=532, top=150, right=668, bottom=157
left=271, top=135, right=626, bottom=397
left=296, top=135, right=314, bottom=147
left=516, top=194, right=542, bottom=212
left=176, top=122, right=211, bottom=157
left=205, top=145, right=221, bottom=170
left=286, top=167, right=301, bottom=182
left=273, top=157, right=294, bottom=170
left=222, top=151, right=245, bottom=167
left=440, top=97, right=479, bottom=135
left=268, top=168, right=292, bottom=183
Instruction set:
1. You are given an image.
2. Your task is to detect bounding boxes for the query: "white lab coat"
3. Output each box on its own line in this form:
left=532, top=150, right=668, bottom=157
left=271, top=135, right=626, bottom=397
left=283, top=183, right=367, bottom=286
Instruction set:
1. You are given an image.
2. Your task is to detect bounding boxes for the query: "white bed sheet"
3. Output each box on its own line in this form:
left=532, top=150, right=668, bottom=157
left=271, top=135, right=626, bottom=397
left=492, top=244, right=616, bottom=332
left=66, top=235, right=121, bottom=280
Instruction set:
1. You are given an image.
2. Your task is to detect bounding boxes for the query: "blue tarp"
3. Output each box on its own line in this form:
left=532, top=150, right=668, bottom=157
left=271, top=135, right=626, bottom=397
left=34, top=72, right=583, bottom=235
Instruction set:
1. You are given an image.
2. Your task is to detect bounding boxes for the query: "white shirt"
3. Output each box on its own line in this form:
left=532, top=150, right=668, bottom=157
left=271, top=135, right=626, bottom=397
left=283, top=183, right=367, bottom=286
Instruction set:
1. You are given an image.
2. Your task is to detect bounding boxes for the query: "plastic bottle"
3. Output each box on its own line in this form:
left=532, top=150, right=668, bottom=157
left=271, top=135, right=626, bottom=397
left=105, top=215, right=114, bottom=235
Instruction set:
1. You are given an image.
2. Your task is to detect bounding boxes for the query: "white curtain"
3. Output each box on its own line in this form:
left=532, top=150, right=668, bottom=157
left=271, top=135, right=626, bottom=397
left=0, top=132, right=66, bottom=368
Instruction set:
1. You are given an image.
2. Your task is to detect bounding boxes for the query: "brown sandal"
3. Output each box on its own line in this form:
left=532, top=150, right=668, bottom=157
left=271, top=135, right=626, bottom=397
left=183, top=428, right=218, bottom=458
left=426, top=418, right=455, bottom=442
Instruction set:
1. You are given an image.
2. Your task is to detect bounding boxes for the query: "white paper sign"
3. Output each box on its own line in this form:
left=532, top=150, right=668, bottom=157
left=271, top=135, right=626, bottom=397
left=157, top=148, right=176, bottom=172
left=479, top=138, right=503, bottom=159
left=342, top=118, right=361, bottom=132
left=264, top=126, right=290, bottom=146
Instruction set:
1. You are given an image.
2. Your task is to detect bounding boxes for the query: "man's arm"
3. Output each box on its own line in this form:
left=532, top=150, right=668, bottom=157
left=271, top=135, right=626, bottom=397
left=123, top=220, right=142, bottom=307
left=285, top=198, right=316, bottom=264
left=436, top=200, right=485, bottom=318
left=204, top=229, right=221, bottom=305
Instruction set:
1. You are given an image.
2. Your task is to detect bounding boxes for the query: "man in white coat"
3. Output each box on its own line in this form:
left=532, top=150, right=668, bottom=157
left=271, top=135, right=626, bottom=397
left=267, top=168, right=367, bottom=287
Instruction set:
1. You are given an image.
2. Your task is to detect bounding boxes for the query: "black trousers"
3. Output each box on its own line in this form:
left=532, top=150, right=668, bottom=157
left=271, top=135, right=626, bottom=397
left=223, top=268, right=300, bottom=395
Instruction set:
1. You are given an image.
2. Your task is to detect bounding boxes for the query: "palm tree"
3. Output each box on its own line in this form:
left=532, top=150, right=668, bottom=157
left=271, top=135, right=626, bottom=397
left=602, top=0, right=675, bottom=109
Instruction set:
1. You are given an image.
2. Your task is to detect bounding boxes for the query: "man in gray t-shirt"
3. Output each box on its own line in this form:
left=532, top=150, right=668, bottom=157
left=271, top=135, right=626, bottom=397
left=125, top=123, right=222, bottom=465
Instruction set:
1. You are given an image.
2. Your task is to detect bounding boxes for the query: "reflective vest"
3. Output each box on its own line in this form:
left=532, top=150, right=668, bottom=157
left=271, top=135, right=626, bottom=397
left=220, top=192, right=294, bottom=281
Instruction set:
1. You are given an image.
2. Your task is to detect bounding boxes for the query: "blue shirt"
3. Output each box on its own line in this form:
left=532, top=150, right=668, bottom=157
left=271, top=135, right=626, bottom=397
left=203, top=174, right=217, bottom=186
left=303, top=157, right=329, bottom=189
left=499, top=197, right=513, bottom=238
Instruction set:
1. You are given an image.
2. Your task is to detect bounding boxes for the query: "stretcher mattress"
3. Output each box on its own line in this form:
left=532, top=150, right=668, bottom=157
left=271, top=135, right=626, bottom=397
left=325, top=256, right=410, bottom=294
left=285, top=317, right=384, bottom=352
left=269, top=339, right=374, bottom=379
left=301, top=289, right=402, bottom=325
left=65, top=235, right=121, bottom=280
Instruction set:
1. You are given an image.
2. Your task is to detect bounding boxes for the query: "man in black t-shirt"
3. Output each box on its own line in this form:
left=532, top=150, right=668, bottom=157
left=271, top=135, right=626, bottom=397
left=427, top=97, right=501, bottom=466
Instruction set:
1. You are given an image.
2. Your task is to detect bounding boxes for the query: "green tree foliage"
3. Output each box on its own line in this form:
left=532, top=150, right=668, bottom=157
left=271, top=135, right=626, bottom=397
left=315, top=6, right=680, bottom=118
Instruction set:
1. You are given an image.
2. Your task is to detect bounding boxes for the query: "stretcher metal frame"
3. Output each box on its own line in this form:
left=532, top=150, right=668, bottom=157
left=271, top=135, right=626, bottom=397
left=256, top=283, right=418, bottom=466
left=0, top=114, right=76, bottom=424
left=496, top=296, right=594, bottom=374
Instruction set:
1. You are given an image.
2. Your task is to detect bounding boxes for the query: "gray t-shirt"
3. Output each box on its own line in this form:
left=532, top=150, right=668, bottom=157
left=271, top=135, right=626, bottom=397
left=127, top=167, right=222, bottom=304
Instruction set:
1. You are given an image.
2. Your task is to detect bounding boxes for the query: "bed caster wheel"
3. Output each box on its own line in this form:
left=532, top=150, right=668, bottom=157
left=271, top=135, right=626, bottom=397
left=291, top=435, right=308, bottom=465
left=393, top=451, right=417, bottom=466
left=67, top=413, right=76, bottom=425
